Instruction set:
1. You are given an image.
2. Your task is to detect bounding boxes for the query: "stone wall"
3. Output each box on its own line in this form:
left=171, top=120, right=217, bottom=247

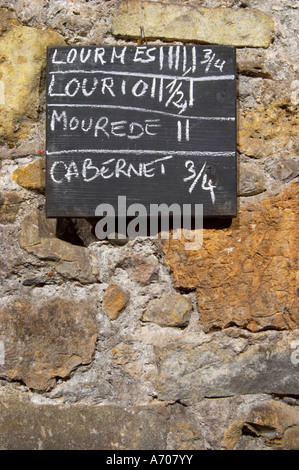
left=0, top=0, right=298, bottom=450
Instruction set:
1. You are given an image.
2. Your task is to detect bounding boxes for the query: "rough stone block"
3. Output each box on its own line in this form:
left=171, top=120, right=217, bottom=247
left=102, top=284, right=129, bottom=320
left=238, top=163, right=266, bottom=196
left=0, top=393, right=168, bottom=450
left=162, top=185, right=299, bottom=332
left=223, top=400, right=299, bottom=450
left=0, top=10, right=65, bottom=144
left=12, top=158, right=45, bottom=191
left=155, top=332, right=299, bottom=402
left=118, top=253, right=159, bottom=285
left=238, top=99, right=298, bottom=159
left=113, top=1, right=274, bottom=47
left=0, top=191, right=22, bottom=224
left=142, top=293, right=192, bottom=328
left=0, top=296, right=98, bottom=391
left=20, top=209, right=98, bottom=284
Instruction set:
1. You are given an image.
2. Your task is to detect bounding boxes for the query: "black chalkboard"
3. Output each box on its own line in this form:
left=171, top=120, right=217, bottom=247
left=46, top=45, right=237, bottom=218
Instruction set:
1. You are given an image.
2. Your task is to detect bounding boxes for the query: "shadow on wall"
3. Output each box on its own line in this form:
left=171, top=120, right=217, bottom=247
left=55, top=216, right=233, bottom=247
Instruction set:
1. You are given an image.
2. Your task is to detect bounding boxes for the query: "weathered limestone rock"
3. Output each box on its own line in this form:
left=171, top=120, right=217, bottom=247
left=167, top=403, right=204, bottom=450
left=185, top=394, right=299, bottom=450
left=0, top=191, right=22, bottom=224
left=162, top=185, right=299, bottom=332
left=223, top=400, right=299, bottom=450
left=238, top=99, right=298, bottom=159
left=238, top=163, right=266, bottom=196
left=12, top=158, right=45, bottom=191
left=0, top=392, right=168, bottom=449
left=0, top=297, right=98, bottom=391
left=102, top=284, right=129, bottom=320
left=20, top=209, right=98, bottom=284
left=113, top=1, right=274, bottom=47
left=20, top=207, right=56, bottom=243
left=118, top=253, right=159, bottom=285
left=0, top=10, right=65, bottom=144
left=0, top=389, right=298, bottom=450
left=155, top=331, right=299, bottom=402
left=142, top=294, right=192, bottom=328
left=270, top=157, right=299, bottom=182
left=110, top=342, right=155, bottom=382
left=236, top=49, right=270, bottom=78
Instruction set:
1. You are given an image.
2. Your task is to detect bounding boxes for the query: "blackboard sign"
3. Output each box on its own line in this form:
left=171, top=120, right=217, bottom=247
left=46, top=45, right=237, bottom=218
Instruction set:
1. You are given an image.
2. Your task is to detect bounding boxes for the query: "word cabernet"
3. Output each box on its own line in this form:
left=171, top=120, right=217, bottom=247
left=49, top=156, right=172, bottom=183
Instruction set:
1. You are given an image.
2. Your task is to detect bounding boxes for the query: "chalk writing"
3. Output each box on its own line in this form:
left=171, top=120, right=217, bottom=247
left=201, top=49, right=226, bottom=73
left=50, top=46, right=222, bottom=73
left=184, top=161, right=216, bottom=203
left=50, top=155, right=173, bottom=184
left=46, top=45, right=237, bottom=218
